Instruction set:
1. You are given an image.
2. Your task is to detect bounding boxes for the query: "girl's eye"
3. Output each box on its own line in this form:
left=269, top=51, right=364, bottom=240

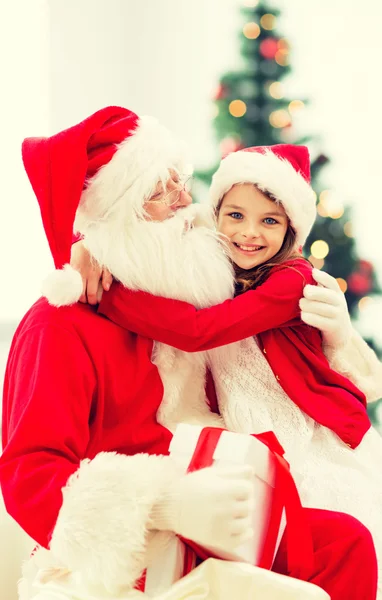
left=228, top=212, right=243, bottom=220
left=264, top=217, right=278, bottom=225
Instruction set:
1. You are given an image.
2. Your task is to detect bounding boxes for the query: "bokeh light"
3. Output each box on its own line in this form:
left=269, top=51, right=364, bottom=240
left=310, top=240, right=329, bottom=259
left=275, top=49, right=289, bottom=66
left=229, top=99, right=247, bottom=117
left=319, top=190, right=344, bottom=219
left=260, top=14, right=276, bottom=30
left=358, top=296, right=374, bottom=312
left=243, top=22, right=261, bottom=39
left=288, top=100, right=305, bottom=114
left=269, top=81, right=284, bottom=99
left=317, top=202, right=329, bottom=217
left=308, top=255, right=325, bottom=269
left=336, top=278, right=348, bottom=293
left=344, top=221, right=353, bottom=237
left=269, top=109, right=291, bottom=128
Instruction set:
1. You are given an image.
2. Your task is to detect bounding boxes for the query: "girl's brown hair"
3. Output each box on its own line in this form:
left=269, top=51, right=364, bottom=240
left=216, top=186, right=310, bottom=295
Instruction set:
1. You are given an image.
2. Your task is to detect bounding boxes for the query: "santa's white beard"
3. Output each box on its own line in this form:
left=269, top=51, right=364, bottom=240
left=81, top=205, right=234, bottom=430
left=81, top=204, right=234, bottom=307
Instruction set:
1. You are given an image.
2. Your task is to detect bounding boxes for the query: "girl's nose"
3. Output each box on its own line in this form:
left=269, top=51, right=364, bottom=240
left=243, top=224, right=260, bottom=239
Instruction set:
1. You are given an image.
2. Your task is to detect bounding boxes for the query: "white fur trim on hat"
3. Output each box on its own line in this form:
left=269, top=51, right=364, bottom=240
left=209, top=149, right=316, bottom=246
left=41, top=264, right=83, bottom=307
left=75, top=116, right=191, bottom=233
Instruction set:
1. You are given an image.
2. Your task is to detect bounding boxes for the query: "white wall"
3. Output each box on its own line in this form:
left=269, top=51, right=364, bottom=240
left=0, top=0, right=51, bottom=322
left=48, top=0, right=241, bottom=164
left=1, top=3, right=50, bottom=596
left=2, top=0, right=382, bottom=321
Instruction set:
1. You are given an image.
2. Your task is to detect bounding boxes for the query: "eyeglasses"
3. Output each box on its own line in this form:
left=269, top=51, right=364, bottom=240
left=149, top=175, right=193, bottom=207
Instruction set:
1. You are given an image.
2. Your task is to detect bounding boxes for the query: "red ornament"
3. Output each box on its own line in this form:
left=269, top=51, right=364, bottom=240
left=347, top=272, right=372, bottom=295
left=259, top=38, right=279, bottom=60
left=214, top=84, right=228, bottom=101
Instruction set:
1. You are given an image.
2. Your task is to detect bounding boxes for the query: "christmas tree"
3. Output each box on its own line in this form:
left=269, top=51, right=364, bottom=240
left=195, top=0, right=381, bottom=420
left=196, top=0, right=381, bottom=321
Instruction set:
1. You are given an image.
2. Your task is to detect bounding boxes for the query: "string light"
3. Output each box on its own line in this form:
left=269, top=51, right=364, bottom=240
left=269, top=81, right=284, bottom=99
left=310, top=240, right=329, bottom=259
left=243, top=22, right=261, bottom=39
left=229, top=99, right=247, bottom=117
left=336, top=278, right=348, bottom=293
left=308, top=255, right=325, bottom=269
left=288, top=100, right=305, bottom=114
left=269, top=109, right=291, bottom=128
left=343, top=221, right=353, bottom=237
left=260, top=14, right=277, bottom=30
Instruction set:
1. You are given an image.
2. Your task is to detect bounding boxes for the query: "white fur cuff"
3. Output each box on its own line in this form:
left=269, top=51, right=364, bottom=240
left=47, top=452, right=178, bottom=596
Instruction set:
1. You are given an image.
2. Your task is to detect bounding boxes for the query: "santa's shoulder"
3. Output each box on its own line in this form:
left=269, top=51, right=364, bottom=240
left=12, top=297, right=103, bottom=345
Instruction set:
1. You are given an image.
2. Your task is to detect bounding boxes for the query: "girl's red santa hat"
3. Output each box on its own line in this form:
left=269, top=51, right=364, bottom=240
left=22, top=106, right=189, bottom=306
left=209, top=144, right=316, bottom=246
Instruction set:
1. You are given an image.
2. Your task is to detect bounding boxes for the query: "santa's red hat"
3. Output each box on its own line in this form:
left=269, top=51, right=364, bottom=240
left=22, top=106, right=189, bottom=306
left=209, top=144, right=316, bottom=246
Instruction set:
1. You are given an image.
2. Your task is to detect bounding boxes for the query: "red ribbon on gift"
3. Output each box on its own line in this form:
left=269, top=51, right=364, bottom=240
left=182, top=427, right=314, bottom=580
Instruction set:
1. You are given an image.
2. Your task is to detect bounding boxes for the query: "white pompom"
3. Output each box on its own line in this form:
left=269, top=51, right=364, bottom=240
left=41, top=264, right=83, bottom=307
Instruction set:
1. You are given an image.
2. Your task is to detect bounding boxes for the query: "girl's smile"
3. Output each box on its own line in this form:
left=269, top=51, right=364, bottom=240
left=232, top=242, right=266, bottom=255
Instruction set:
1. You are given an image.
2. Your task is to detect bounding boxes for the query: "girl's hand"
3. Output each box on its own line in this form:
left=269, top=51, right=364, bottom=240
left=70, top=240, right=113, bottom=305
left=299, top=268, right=352, bottom=348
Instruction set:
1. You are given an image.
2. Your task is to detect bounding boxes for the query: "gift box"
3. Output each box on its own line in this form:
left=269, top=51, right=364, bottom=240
left=169, top=425, right=313, bottom=578
left=143, top=535, right=196, bottom=597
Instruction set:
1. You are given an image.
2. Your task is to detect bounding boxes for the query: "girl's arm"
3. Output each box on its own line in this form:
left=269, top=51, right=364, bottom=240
left=98, top=261, right=313, bottom=352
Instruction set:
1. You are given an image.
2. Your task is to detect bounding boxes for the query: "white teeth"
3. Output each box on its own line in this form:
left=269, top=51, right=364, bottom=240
left=236, top=244, right=263, bottom=252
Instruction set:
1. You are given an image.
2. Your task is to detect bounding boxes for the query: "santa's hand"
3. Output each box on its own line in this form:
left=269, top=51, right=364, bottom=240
left=150, top=465, right=254, bottom=551
left=299, top=268, right=352, bottom=348
left=70, top=239, right=113, bottom=305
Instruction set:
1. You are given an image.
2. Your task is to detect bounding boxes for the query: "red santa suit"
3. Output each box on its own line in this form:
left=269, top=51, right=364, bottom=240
left=0, top=115, right=378, bottom=600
